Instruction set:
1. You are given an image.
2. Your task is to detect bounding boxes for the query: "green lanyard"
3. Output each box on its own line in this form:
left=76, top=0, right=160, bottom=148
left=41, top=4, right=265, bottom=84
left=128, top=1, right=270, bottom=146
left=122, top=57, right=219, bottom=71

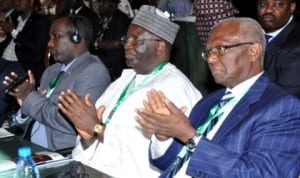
left=45, top=71, right=64, bottom=98
left=176, top=98, right=235, bottom=159
left=104, top=62, right=168, bottom=125
left=196, top=103, right=224, bottom=134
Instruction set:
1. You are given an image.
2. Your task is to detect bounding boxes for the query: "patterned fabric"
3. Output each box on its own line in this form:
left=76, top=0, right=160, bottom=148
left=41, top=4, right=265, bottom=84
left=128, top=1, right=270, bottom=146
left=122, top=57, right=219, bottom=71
left=203, top=91, right=234, bottom=136
left=193, top=0, right=239, bottom=45
left=132, top=5, right=180, bottom=44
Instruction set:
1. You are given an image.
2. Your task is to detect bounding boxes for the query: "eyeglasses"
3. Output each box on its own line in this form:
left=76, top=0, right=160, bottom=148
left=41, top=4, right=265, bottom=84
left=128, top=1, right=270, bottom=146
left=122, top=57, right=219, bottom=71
left=120, top=36, right=161, bottom=46
left=201, top=42, right=254, bottom=61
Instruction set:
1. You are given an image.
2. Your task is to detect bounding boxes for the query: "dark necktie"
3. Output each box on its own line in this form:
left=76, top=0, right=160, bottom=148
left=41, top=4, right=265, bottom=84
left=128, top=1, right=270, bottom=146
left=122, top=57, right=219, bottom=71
left=164, top=91, right=234, bottom=177
left=23, top=71, right=64, bottom=141
left=265, top=34, right=272, bottom=46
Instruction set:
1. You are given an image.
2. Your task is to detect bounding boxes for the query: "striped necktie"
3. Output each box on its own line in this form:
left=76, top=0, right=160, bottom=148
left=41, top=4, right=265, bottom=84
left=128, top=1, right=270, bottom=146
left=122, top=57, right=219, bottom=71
left=203, top=91, right=234, bottom=136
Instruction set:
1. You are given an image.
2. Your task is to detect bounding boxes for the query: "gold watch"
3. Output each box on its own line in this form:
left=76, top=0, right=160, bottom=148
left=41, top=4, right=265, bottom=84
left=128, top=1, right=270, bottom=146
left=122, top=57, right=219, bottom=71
left=93, top=123, right=104, bottom=138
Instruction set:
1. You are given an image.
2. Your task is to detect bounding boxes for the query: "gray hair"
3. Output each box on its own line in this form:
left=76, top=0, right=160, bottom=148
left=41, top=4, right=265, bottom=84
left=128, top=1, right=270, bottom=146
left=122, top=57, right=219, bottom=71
left=211, top=17, right=266, bottom=63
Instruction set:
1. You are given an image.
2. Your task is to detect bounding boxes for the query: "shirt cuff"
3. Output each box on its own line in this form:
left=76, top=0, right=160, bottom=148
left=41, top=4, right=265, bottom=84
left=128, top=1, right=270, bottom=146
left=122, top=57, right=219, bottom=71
left=150, top=134, right=174, bottom=159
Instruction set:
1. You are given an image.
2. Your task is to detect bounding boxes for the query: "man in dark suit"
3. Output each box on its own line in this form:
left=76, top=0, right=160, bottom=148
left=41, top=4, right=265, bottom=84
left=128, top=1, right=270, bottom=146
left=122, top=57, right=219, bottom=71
left=136, top=17, right=300, bottom=177
left=257, top=0, right=300, bottom=98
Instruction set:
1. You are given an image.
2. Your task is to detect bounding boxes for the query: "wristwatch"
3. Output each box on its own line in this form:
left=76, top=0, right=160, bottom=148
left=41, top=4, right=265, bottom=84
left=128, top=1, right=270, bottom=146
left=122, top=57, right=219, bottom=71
left=186, top=134, right=201, bottom=151
left=93, top=123, right=104, bottom=138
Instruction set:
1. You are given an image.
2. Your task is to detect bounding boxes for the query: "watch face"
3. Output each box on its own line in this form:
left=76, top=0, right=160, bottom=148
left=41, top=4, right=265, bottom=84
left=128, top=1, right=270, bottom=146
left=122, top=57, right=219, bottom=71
left=94, top=124, right=103, bottom=133
left=186, top=138, right=196, bottom=150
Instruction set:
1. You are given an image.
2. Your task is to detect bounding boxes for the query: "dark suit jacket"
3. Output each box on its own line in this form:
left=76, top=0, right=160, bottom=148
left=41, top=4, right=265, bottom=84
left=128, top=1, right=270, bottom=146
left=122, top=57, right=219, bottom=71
left=152, top=73, right=300, bottom=178
left=14, top=12, right=50, bottom=84
left=264, top=18, right=300, bottom=99
left=0, top=9, right=19, bottom=55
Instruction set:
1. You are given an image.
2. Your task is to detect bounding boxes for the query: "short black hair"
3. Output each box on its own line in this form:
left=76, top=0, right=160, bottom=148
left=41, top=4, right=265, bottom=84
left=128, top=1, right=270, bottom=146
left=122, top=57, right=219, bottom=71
left=66, top=15, right=94, bottom=47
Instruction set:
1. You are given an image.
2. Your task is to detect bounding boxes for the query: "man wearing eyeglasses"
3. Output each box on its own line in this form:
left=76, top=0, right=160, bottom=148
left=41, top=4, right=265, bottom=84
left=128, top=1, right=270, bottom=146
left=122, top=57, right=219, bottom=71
left=136, top=17, right=300, bottom=177
left=257, top=0, right=300, bottom=99
left=57, top=5, right=202, bottom=178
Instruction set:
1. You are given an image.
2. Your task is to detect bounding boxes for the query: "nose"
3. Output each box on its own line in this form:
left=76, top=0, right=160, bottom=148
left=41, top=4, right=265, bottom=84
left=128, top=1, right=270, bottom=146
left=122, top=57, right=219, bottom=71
left=48, top=37, right=54, bottom=47
left=263, top=2, right=274, bottom=13
left=124, top=40, right=133, bottom=50
left=207, top=54, right=218, bottom=64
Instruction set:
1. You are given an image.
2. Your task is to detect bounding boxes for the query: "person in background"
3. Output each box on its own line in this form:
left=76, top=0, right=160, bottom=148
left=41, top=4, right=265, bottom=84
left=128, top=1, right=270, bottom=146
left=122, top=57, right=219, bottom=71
left=0, top=0, right=50, bottom=85
left=58, top=5, right=201, bottom=177
left=0, top=0, right=19, bottom=55
left=3, top=15, right=110, bottom=151
left=0, top=0, right=21, bottom=125
left=91, top=0, right=131, bottom=80
left=136, top=17, right=300, bottom=177
left=157, top=0, right=193, bottom=18
left=257, top=0, right=300, bottom=98
left=69, top=0, right=98, bottom=38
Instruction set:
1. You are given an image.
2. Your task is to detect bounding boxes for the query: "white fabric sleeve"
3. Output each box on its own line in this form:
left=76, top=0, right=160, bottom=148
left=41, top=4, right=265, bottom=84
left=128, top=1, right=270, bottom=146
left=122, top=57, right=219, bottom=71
left=14, top=109, right=30, bottom=125
left=72, top=136, right=100, bottom=164
left=150, top=134, right=174, bottom=159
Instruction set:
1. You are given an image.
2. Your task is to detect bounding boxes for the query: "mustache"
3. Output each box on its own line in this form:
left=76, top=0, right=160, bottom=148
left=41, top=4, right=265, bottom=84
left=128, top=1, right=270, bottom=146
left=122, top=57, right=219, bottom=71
left=261, top=13, right=277, bottom=20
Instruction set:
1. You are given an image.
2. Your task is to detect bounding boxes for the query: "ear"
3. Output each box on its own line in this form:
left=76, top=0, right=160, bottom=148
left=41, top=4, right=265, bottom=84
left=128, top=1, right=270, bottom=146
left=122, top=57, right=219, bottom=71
left=248, top=43, right=262, bottom=63
left=156, top=41, right=165, bottom=55
left=290, top=2, right=296, bottom=13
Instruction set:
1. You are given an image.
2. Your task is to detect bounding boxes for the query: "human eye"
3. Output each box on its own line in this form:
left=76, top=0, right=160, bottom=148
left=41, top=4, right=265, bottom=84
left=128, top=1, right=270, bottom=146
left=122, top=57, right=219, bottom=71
left=258, top=0, right=267, bottom=7
left=273, top=1, right=284, bottom=7
left=216, top=46, right=227, bottom=55
left=52, top=33, right=61, bottom=40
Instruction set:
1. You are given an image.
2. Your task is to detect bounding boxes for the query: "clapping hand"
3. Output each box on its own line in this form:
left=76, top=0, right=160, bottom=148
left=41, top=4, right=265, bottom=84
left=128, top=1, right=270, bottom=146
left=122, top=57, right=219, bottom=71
left=58, top=90, right=105, bottom=141
left=136, top=89, right=195, bottom=143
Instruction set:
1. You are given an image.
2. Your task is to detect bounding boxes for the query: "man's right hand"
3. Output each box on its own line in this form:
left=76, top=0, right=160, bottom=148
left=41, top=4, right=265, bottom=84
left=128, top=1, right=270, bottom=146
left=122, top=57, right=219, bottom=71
left=58, top=90, right=105, bottom=141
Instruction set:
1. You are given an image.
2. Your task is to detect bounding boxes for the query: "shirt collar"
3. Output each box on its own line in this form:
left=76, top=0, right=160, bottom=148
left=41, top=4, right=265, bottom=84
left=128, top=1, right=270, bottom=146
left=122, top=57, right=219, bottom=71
left=226, top=72, right=264, bottom=101
left=60, top=51, right=87, bottom=72
left=17, top=15, right=30, bottom=24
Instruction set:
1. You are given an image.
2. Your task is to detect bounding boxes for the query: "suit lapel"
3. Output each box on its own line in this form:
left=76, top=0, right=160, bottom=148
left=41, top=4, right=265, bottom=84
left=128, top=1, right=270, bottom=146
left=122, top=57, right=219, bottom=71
left=264, top=19, right=296, bottom=68
left=190, top=89, right=225, bottom=129
left=213, top=74, right=270, bottom=143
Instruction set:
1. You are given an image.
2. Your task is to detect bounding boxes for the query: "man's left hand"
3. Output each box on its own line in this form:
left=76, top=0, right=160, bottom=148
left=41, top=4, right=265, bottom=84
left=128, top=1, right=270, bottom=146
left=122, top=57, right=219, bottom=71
left=3, top=70, right=35, bottom=104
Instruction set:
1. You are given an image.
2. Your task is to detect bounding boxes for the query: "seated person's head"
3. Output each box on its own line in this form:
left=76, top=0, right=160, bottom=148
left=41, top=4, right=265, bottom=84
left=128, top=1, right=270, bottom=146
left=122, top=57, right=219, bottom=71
left=48, top=15, right=93, bottom=64
left=205, top=17, right=265, bottom=88
left=123, top=5, right=180, bottom=74
left=257, top=0, right=296, bottom=33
